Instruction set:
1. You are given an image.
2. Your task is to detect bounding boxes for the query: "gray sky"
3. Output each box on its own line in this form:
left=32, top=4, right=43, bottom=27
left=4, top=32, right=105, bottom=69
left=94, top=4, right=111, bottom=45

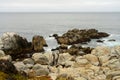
left=0, top=0, right=120, bottom=12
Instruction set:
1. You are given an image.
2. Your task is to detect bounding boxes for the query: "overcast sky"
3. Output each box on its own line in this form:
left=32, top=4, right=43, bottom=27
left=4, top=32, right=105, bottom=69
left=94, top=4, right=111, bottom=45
left=0, top=0, right=120, bottom=12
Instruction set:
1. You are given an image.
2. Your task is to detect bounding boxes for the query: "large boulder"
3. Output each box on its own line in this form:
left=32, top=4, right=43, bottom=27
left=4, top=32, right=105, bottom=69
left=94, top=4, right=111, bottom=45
left=0, top=32, right=32, bottom=55
left=32, top=35, right=48, bottom=52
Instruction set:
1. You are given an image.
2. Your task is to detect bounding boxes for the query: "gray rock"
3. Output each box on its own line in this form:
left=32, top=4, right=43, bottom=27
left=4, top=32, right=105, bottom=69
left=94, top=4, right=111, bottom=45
left=32, top=53, right=49, bottom=65
left=0, top=55, right=12, bottom=61
left=0, top=32, right=31, bottom=55
left=35, top=68, right=49, bottom=76
left=26, top=64, right=34, bottom=69
left=23, top=58, right=34, bottom=65
left=58, top=53, right=73, bottom=65
left=14, top=61, right=28, bottom=72
left=32, top=64, right=43, bottom=70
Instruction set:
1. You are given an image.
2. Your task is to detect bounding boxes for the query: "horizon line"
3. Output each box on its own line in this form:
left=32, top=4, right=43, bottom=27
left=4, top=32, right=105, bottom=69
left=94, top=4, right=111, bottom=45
left=0, top=11, right=120, bottom=13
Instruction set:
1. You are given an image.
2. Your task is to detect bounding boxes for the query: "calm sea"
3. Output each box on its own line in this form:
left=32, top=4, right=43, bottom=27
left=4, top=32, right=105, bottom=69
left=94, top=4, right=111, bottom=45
left=0, top=12, right=120, bottom=50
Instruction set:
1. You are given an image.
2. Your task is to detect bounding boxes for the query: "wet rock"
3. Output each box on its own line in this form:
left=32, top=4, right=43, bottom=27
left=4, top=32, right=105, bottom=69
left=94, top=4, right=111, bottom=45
left=98, top=32, right=109, bottom=38
left=52, top=44, right=68, bottom=53
left=54, top=29, right=109, bottom=45
left=52, top=34, right=58, bottom=38
left=108, top=39, right=116, bottom=41
left=68, top=44, right=81, bottom=55
left=96, top=40, right=104, bottom=43
left=0, top=60, right=18, bottom=74
left=57, top=37, right=69, bottom=44
left=32, top=35, right=48, bottom=52
left=68, top=44, right=92, bottom=55
left=59, top=44, right=68, bottom=49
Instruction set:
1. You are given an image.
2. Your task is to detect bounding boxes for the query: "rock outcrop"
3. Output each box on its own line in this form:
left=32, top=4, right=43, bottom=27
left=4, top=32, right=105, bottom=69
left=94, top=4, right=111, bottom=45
left=53, top=29, right=109, bottom=45
left=0, top=32, right=48, bottom=60
left=0, top=32, right=32, bottom=55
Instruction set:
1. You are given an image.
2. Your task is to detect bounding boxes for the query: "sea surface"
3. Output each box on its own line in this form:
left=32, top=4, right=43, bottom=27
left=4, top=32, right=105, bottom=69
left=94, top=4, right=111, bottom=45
left=0, top=12, right=120, bottom=51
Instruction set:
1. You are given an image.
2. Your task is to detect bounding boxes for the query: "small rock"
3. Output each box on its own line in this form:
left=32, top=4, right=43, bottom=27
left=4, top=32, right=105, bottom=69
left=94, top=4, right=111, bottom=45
left=96, top=40, right=104, bottom=43
left=108, top=39, right=116, bottom=41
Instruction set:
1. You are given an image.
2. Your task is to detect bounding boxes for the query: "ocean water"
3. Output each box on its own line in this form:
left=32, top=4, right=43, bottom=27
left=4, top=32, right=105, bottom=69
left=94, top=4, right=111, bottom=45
left=0, top=12, right=120, bottom=50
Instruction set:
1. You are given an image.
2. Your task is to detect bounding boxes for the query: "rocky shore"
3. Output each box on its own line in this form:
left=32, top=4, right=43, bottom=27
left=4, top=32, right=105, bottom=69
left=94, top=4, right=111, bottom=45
left=0, top=29, right=120, bottom=80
